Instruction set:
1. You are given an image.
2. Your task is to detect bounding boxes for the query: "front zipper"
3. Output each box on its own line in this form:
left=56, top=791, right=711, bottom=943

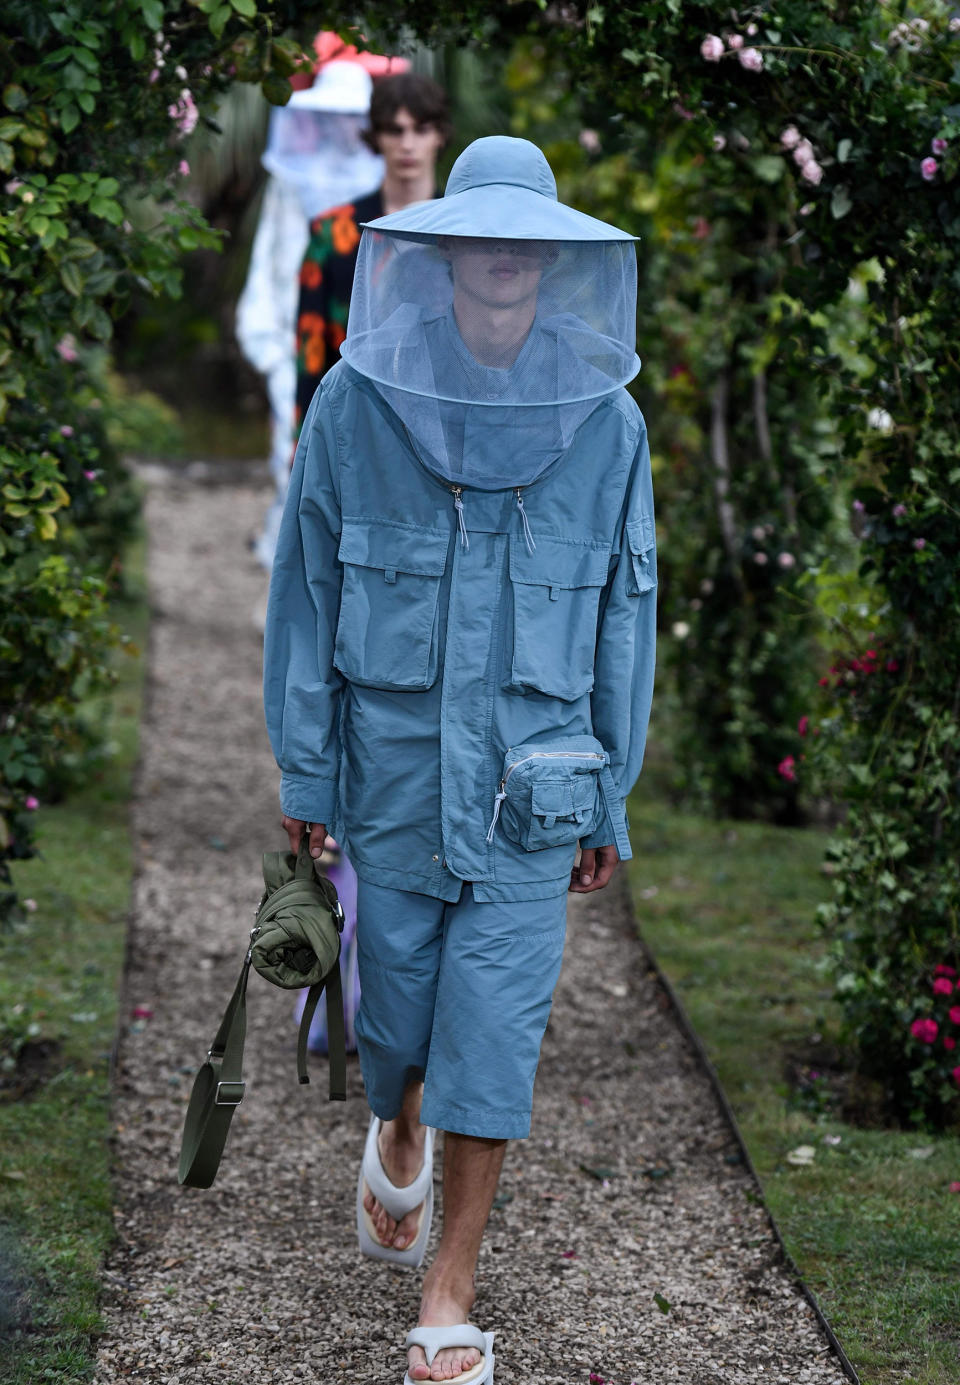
left=451, top=485, right=469, bottom=550
left=515, top=488, right=537, bottom=554
left=485, top=750, right=605, bottom=843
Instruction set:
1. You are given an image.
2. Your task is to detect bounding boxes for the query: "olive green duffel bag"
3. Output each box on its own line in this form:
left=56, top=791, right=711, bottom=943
left=178, top=835, right=346, bottom=1189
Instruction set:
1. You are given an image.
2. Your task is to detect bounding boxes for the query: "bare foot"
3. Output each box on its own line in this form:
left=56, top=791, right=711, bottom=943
left=362, top=1116, right=428, bottom=1251
left=407, top=1270, right=482, bottom=1382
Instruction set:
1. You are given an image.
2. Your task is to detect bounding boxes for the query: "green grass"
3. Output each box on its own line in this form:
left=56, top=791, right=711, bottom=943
left=0, top=536, right=147, bottom=1384
left=626, top=786, right=960, bottom=1385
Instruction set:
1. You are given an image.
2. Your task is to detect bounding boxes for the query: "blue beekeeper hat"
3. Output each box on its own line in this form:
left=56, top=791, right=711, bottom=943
left=361, top=135, right=638, bottom=242
left=340, top=136, right=640, bottom=490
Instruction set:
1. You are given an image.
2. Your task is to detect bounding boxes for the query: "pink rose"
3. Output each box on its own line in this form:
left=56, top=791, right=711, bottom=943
left=801, top=160, right=823, bottom=186
left=933, top=977, right=954, bottom=996
left=949, top=1005, right=960, bottom=1025
left=753, top=551, right=768, bottom=565
left=798, top=716, right=809, bottom=737
left=852, top=499, right=865, bottom=513
left=932, top=138, right=948, bottom=155
left=727, top=34, right=744, bottom=50
left=953, top=1067, right=960, bottom=1088
left=780, top=126, right=801, bottom=150
left=56, top=334, right=78, bottom=363
left=60, top=424, right=74, bottom=437
left=168, top=89, right=199, bottom=138
left=712, top=134, right=727, bottom=151
left=178, top=159, right=190, bottom=177
left=934, top=965, right=957, bottom=978
left=913, top=537, right=926, bottom=550
left=945, top=1036, right=957, bottom=1051
left=892, top=503, right=906, bottom=517
left=777, top=552, right=796, bottom=569
left=911, top=1018, right=939, bottom=1044
left=921, top=157, right=938, bottom=181
left=23, top=898, right=37, bottom=912
left=700, top=34, right=724, bottom=61
left=578, top=129, right=600, bottom=154
left=24, top=795, right=39, bottom=811
left=149, top=67, right=160, bottom=84
left=777, top=756, right=797, bottom=782
left=793, top=139, right=815, bottom=166
left=83, top=469, right=98, bottom=481
left=738, top=47, right=764, bottom=71
left=799, top=202, right=815, bottom=217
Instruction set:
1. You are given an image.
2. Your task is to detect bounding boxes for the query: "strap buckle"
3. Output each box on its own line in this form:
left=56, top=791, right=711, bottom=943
left=215, top=1080, right=245, bottom=1106
left=333, top=899, right=345, bottom=933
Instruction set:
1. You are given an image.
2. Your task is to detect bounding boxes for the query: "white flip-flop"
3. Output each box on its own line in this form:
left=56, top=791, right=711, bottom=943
left=403, top=1326, right=495, bottom=1385
left=356, top=1115, right=434, bottom=1268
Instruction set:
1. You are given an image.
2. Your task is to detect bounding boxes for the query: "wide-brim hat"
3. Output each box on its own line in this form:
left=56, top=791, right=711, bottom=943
left=288, top=61, right=372, bottom=114
left=362, top=135, right=637, bottom=243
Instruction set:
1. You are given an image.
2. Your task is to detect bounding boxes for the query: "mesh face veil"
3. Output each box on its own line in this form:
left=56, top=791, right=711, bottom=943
left=339, top=137, right=640, bottom=491
left=263, top=63, right=383, bottom=219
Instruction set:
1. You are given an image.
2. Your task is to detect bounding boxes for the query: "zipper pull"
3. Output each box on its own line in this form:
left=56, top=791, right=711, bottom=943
left=485, top=782, right=507, bottom=844
left=515, top=488, right=536, bottom=555
left=451, top=485, right=469, bottom=550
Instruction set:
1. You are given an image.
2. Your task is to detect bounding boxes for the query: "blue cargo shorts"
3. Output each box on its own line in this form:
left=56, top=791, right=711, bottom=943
left=354, top=878, right=568, bottom=1139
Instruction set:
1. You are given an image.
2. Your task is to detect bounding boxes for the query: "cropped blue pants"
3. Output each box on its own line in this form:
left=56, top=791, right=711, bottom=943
left=354, top=879, right=568, bottom=1140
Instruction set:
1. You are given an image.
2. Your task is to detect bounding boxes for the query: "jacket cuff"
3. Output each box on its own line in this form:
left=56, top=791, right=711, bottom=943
left=581, top=806, right=633, bottom=859
left=279, top=773, right=338, bottom=825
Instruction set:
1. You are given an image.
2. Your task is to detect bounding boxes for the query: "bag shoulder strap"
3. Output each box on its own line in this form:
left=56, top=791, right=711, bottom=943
left=178, top=953, right=251, bottom=1188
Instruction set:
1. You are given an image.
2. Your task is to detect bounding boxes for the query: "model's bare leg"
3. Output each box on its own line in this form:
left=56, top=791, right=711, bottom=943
left=362, top=1082, right=428, bottom=1251
left=407, top=1131, right=506, bottom=1382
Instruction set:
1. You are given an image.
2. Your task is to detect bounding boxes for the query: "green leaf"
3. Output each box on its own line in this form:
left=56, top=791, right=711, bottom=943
left=209, top=4, right=231, bottom=39
left=2, top=85, right=27, bottom=113
left=71, top=45, right=100, bottom=75
left=77, top=91, right=95, bottom=115
left=262, top=71, right=292, bottom=106
left=0, top=141, right=12, bottom=173
left=837, top=138, right=853, bottom=163
left=621, top=49, right=642, bottom=66
left=141, top=0, right=164, bottom=30
left=830, top=185, right=852, bottom=220
left=0, top=118, right=24, bottom=140
left=751, top=155, right=785, bottom=184
left=199, top=0, right=221, bottom=10
left=60, top=104, right=80, bottom=135
left=128, top=32, right=147, bottom=62
left=654, top=1292, right=672, bottom=1315
left=59, top=261, right=83, bottom=296
left=231, top=0, right=257, bottom=15
left=178, top=227, right=200, bottom=250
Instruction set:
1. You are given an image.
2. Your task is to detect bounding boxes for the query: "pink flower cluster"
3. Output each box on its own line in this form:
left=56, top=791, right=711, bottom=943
left=909, top=965, right=960, bottom=1087
left=700, top=32, right=764, bottom=71
left=817, top=646, right=899, bottom=691
left=921, top=137, right=948, bottom=182
left=781, top=125, right=823, bottom=186
left=168, top=89, right=199, bottom=138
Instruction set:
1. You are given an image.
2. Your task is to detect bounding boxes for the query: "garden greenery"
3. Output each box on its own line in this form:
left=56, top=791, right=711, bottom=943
left=3, top=1, right=959, bottom=1125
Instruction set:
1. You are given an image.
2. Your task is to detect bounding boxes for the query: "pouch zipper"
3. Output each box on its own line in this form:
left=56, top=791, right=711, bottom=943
left=485, top=750, right=605, bottom=843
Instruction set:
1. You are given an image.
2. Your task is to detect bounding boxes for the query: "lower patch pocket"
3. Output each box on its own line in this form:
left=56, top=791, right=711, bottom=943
left=488, top=738, right=607, bottom=852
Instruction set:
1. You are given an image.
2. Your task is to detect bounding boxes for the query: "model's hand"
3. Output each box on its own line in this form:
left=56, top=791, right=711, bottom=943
left=569, top=844, right=619, bottom=893
left=281, top=815, right=327, bottom=858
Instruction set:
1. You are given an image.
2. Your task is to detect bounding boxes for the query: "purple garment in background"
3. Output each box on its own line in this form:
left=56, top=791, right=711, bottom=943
left=294, top=846, right=360, bottom=1052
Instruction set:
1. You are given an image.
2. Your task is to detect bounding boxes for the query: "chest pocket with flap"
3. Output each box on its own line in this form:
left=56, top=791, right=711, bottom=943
left=505, top=535, right=611, bottom=702
left=334, top=520, right=450, bottom=691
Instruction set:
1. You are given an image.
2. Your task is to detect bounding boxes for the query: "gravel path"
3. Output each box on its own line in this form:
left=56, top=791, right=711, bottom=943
left=95, top=469, right=848, bottom=1385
